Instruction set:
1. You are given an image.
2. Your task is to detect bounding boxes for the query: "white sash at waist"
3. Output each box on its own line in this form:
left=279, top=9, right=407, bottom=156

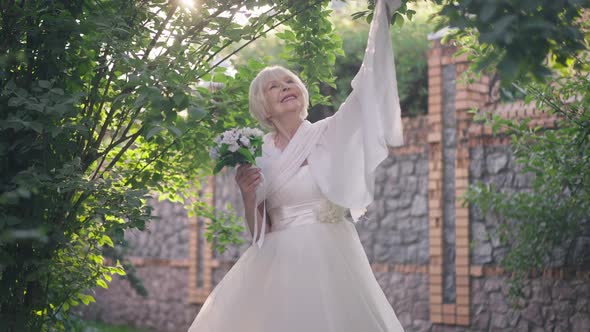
left=269, top=200, right=347, bottom=232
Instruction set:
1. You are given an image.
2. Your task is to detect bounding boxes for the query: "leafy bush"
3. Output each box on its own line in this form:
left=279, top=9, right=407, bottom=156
left=0, top=0, right=342, bottom=330
left=452, top=0, right=590, bottom=298
left=435, top=0, right=590, bottom=82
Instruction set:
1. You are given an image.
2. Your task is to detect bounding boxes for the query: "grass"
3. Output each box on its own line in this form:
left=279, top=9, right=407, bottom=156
left=75, top=320, right=152, bottom=332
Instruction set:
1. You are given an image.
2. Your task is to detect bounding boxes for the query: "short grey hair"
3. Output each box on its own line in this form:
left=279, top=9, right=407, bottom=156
left=248, top=65, right=309, bottom=132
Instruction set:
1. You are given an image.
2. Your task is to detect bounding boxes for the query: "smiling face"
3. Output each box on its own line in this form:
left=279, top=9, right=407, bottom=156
left=248, top=66, right=309, bottom=131
left=264, top=75, right=304, bottom=120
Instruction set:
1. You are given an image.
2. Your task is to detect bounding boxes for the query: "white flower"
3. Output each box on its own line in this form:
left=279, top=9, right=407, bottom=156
left=240, top=127, right=263, bottom=138
left=228, top=142, right=239, bottom=152
left=239, top=135, right=250, bottom=147
left=250, top=128, right=263, bottom=137
left=214, top=135, right=223, bottom=144
left=212, top=127, right=263, bottom=163
left=209, top=147, right=219, bottom=160
left=220, top=129, right=240, bottom=146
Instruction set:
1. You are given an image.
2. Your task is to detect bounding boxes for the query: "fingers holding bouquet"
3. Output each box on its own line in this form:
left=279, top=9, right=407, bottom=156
left=235, top=164, right=263, bottom=195
left=210, top=127, right=266, bottom=196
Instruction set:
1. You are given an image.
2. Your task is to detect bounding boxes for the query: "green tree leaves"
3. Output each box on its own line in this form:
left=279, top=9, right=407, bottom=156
left=435, top=0, right=590, bottom=82
left=0, top=0, right=344, bottom=329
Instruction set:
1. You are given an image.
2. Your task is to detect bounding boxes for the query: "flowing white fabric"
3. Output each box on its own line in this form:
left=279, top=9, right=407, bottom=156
left=188, top=164, right=405, bottom=332
left=252, top=119, right=326, bottom=247
left=309, top=0, right=404, bottom=221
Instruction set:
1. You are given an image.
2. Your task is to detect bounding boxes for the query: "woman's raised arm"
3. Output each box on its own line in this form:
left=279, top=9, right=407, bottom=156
left=308, top=0, right=404, bottom=221
left=324, top=0, right=403, bottom=148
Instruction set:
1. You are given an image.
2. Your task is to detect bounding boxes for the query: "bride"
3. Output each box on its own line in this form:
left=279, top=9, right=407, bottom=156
left=188, top=0, right=405, bottom=331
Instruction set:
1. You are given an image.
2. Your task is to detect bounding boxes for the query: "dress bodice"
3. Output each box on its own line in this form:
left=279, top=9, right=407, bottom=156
left=266, top=165, right=321, bottom=210
left=264, top=145, right=346, bottom=233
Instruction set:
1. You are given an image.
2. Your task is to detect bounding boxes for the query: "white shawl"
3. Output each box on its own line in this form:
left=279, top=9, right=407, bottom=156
left=252, top=0, right=404, bottom=247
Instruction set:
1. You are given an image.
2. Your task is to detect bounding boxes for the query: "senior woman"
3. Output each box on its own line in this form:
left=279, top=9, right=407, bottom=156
left=188, top=0, right=405, bottom=331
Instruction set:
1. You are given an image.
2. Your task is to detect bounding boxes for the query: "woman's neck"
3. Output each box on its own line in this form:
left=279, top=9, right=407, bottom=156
left=271, top=115, right=304, bottom=150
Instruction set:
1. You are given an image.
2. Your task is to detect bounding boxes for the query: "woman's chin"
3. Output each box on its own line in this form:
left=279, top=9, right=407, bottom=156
left=274, top=106, right=302, bottom=117
left=285, top=101, right=304, bottom=113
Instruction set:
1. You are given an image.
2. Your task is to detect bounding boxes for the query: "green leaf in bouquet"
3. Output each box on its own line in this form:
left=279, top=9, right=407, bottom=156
left=213, top=161, right=225, bottom=174
left=219, top=144, right=229, bottom=154
left=237, top=147, right=255, bottom=164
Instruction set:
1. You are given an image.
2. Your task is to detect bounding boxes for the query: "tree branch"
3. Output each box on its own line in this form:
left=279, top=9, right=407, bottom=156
left=157, top=0, right=240, bottom=59
left=90, top=104, right=143, bottom=179
left=88, top=67, right=118, bottom=158
left=194, top=3, right=315, bottom=81
left=142, top=2, right=178, bottom=61
left=95, top=129, right=144, bottom=180
left=123, top=117, right=207, bottom=186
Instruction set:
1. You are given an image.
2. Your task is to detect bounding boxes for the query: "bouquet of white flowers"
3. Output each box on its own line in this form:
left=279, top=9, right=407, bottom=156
left=210, top=127, right=265, bottom=174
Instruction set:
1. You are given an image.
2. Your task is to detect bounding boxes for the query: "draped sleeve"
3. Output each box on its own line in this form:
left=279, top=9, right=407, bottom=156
left=307, top=0, right=404, bottom=222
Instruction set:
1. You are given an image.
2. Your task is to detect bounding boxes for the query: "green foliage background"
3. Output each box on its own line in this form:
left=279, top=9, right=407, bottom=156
left=0, top=0, right=347, bottom=329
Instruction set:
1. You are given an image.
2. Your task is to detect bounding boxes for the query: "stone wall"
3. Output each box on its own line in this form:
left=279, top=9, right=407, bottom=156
left=462, top=143, right=590, bottom=332
left=124, top=198, right=191, bottom=260
left=81, top=196, right=202, bottom=332
left=469, top=145, right=515, bottom=266
left=470, top=144, right=590, bottom=268
left=470, top=277, right=590, bottom=331
left=82, top=265, right=196, bottom=332
left=361, top=151, right=429, bottom=265
left=376, top=271, right=431, bottom=331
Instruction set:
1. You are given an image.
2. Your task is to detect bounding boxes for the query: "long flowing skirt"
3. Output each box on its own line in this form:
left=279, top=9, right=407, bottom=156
left=188, top=221, right=405, bottom=332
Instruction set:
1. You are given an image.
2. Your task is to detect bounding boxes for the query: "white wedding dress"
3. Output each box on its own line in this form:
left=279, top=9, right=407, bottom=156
left=188, top=0, right=405, bottom=330
left=188, top=163, right=404, bottom=332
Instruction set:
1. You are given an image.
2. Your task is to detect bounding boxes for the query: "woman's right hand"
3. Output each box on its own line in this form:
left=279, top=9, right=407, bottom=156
left=235, top=164, right=262, bottom=201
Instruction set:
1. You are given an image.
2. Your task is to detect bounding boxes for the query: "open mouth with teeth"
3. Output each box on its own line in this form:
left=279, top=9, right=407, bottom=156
left=281, top=93, right=297, bottom=103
